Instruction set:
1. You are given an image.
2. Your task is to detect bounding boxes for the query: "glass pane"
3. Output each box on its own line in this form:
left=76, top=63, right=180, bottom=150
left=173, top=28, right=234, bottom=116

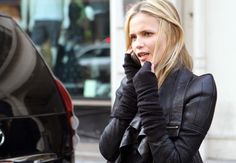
left=4, top=0, right=111, bottom=100
left=54, top=0, right=111, bottom=99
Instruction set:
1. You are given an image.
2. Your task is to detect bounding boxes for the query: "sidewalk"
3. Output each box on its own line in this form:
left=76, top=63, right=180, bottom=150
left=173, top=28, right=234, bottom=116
left=75, top=141, right=236, bottom=163
left=206, top=160, right=236, bottom=163
left=75, top=140, right=106, bottom=163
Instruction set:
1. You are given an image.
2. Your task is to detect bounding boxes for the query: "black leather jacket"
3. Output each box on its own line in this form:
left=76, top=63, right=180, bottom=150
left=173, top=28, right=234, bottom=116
left=99, top=67, right=217, bottom=163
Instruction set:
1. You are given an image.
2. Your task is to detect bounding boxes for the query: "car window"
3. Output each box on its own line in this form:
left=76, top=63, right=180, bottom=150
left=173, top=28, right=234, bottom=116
left=59, top=44, right=111, bottom=99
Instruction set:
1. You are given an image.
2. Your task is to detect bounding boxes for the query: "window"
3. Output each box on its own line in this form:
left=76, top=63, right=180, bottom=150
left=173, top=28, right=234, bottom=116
left=55, top=0, right=111, bottom=100
left=57, top=42, right=111, bottom=99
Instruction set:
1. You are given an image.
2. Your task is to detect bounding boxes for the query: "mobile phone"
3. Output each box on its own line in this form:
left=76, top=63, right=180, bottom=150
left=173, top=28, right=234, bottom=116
left=131, top=52, right=141, bottom=65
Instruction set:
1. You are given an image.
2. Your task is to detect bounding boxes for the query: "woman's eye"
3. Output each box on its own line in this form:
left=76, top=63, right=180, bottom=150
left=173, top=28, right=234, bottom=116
left=143, top=32, right=152, bottom=37
left=130, top=35, right=136, bottom=41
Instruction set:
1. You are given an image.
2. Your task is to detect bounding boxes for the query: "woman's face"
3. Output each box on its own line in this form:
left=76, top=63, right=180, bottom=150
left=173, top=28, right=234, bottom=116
left=129, top=13, right=166, bottom=66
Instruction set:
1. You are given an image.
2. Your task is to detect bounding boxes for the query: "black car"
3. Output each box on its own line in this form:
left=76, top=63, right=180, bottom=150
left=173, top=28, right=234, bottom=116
left=0, top=14, right=79, bottom=162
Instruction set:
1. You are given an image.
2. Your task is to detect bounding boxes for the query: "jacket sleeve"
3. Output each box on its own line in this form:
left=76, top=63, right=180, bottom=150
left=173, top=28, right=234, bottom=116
left=139, top=74, right=217, bottom=163
left=99, top=78, right=130, bottom=162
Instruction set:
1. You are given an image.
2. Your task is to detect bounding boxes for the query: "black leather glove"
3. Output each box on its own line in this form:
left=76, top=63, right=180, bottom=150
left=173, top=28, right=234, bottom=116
left=133, top=62, right=166, bottom=142
left=112, top=53, right=141, bottom=120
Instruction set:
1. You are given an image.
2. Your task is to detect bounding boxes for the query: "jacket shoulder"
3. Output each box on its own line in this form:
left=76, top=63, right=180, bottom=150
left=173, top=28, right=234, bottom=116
left=182, top=73, right=217, bottom=134
left=188, top=73, right=217, bottom=96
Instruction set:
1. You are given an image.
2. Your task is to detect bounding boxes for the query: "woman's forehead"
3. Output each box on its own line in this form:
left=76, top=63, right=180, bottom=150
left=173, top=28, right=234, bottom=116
left=129, top=13, right=159, bottom=33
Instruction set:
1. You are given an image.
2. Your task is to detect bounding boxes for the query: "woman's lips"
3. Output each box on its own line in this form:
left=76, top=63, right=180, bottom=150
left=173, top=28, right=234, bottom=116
left=137, top=52, right=150, bottom=62
left=137, top=52, right=149, bottom=57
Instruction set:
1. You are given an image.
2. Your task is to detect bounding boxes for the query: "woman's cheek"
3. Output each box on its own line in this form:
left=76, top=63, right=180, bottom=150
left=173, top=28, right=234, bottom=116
left=146, top=55, right=153, bottom=62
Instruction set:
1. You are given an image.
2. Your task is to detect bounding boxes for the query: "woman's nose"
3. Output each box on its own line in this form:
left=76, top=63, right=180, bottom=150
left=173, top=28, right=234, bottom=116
left=135, top=37, right=144, bottom=49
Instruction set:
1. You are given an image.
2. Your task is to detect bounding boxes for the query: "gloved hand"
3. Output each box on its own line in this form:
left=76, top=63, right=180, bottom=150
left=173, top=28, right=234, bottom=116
left=123, top=53, right=141, bottom=81
left=133, top=61, right=157, bottom=94
left=112, top=53, right=141, bottom=121
left=133, top=61, right=166, bottom=142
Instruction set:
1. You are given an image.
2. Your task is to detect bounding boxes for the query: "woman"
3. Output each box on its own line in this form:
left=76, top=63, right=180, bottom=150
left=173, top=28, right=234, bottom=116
left=99, top=0, right=217, bottom=162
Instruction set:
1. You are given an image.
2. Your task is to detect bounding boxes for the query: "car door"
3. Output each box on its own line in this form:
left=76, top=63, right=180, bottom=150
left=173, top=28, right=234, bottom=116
left=0, top=14, right=77, bottom=163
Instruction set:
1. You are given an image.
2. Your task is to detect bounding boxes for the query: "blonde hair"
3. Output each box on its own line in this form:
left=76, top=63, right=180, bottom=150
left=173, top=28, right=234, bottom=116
left=124, top=0, right=193, bottom=87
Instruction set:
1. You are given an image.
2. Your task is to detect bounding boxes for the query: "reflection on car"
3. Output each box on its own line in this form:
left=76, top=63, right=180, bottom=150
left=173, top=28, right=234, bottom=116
left=0, top=14, right=79, bottom=162
left=56, top=42, right=111, bottom=99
